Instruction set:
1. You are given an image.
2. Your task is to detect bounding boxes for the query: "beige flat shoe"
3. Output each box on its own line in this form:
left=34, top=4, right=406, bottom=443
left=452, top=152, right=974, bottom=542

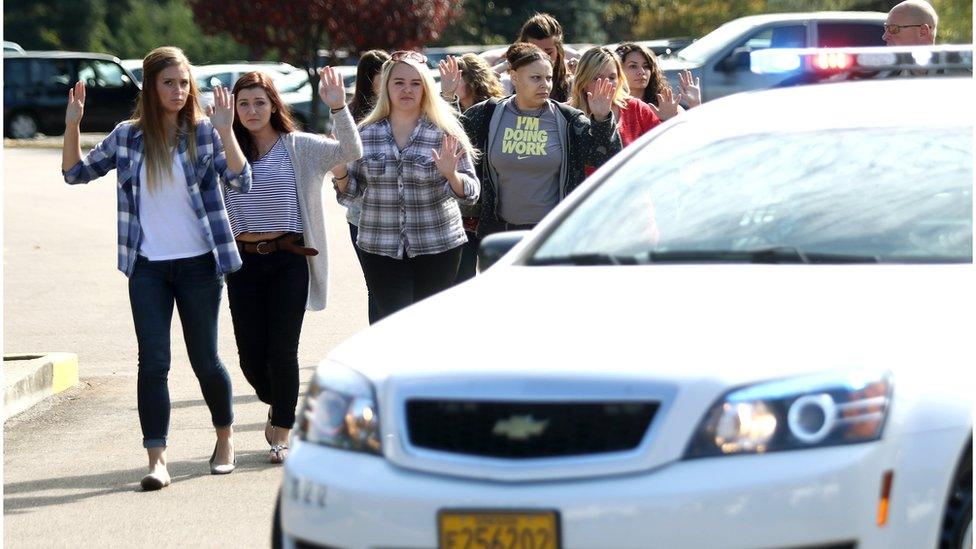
left=140, top=469, right=171, bottom=491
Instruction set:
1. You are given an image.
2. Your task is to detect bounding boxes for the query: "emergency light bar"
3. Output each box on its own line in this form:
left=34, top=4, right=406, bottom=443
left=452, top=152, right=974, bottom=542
left=751, top=44, right=973, bottom=75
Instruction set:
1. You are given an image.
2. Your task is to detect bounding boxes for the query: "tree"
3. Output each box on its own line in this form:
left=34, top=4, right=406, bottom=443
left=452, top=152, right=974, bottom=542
left=189, top=0, right=462, bottom=129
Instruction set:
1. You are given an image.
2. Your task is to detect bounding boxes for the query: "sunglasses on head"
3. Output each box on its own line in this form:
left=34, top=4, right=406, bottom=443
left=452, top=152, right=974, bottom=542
left=884, top=23, right=924, bottom=34
left=390, top=50, right=428, bottom=64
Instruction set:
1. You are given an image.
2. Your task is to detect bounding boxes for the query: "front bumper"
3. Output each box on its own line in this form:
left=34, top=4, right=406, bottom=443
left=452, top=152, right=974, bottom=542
left=279, top=429, right=964, bottom=549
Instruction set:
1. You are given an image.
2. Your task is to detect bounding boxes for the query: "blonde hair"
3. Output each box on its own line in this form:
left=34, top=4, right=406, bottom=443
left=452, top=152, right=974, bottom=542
left=361, top=59, right=478, bottom=160
left=132, top=46, right=203, bottom=193
left=570, top=47, right=629, bottom=116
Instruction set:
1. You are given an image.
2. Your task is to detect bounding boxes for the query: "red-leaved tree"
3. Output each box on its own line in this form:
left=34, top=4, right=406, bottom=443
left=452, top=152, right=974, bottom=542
left=190, top=0, right=462, bottom=129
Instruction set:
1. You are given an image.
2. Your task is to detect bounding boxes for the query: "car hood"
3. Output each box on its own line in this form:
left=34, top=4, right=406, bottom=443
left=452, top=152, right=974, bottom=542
left=327, top=264, right=974, bottom=387
left=657, top=56, right=701, bottom=73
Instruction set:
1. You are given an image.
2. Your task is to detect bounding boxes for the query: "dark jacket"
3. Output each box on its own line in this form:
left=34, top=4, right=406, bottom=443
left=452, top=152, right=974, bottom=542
left=460, top=97, right=621, bottom=237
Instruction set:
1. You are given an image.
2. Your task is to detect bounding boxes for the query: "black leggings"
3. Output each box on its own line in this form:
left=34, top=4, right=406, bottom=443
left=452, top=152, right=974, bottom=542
left=359, top=246, right=462, bottom=323
left=226, top=248, right=308, bottom=428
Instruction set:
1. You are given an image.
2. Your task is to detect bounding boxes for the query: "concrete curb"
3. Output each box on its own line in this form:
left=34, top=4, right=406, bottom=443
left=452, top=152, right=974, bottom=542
left=3, top=353, right=79, bottom=421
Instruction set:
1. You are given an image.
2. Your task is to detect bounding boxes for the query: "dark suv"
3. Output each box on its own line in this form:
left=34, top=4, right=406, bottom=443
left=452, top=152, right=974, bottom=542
left=3, top=51, right=139, bottom=138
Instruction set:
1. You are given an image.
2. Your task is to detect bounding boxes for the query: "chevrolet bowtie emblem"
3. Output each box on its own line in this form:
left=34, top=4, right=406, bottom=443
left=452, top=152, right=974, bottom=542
left=492, top=415, right=549, bottom=441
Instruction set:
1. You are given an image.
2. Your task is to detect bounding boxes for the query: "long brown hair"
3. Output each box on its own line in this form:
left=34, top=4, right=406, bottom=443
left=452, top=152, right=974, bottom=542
left=614, top=42, right=671, bottom=107
left=132, top=46, right=203, bottom=193
left=349, top=50, right=391, bottom=123
left=517, top=13, right=570, bottom=102
left=231, top=71, right=297, bottom=161
left=457, top=53, right=504, bottom=109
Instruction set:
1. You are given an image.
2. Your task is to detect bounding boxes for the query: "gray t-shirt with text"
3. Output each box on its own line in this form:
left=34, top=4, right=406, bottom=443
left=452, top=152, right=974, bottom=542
left=490, top=102, right=563, bottom=225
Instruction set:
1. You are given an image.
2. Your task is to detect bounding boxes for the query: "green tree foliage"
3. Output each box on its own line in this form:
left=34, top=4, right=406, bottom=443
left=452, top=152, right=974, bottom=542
left=107, top=0, right=250, bottom=63
left=435, top=0, right=612, bottom=45
left=439, top=0, right=971, bottom=46
left=3, top=0, right=250, bottom=63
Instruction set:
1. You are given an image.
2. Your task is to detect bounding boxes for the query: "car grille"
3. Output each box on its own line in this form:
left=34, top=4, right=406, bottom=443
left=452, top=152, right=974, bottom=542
left=406, top=399, right=658, bottom=458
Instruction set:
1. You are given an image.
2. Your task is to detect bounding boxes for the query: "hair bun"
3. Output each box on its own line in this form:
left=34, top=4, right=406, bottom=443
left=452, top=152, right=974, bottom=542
left=505, top=42, right=551, bottom=71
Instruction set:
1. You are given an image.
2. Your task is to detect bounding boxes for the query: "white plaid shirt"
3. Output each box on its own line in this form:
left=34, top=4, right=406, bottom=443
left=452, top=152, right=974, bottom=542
left=338, top=117, right=479, bottom=259
left=63, top=120, right=252, bottom=276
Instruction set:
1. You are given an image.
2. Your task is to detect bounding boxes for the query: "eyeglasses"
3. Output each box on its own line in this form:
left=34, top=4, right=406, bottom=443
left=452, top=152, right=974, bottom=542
left=390, top=51, right=428, bottom=64
left=884, top=23, right=924, bottom=35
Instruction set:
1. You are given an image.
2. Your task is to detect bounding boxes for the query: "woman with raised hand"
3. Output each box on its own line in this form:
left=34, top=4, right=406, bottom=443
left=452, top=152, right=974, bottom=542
left=615, top=42, right=682, bottom=120
left=570, top=46, right=661, bottom=175
left=461, top=42, right=622, bottom=238
left=438, top=53, right=506, bottom=282
left=225, top=67, right=362, bottom=464
left=333, top=51, right=479, bottom=322
left=61, top=46, right=250, bottom=491
left=345, top=50, right=391, bottom=324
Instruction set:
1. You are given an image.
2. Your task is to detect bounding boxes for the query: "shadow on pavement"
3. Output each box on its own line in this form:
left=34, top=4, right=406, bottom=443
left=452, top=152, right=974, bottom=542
left=2, top=451, right=282, bottom=514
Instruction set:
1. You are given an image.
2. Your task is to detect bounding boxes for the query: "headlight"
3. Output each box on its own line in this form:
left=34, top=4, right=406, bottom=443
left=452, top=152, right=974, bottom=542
left=295, top=361, right=381, bottom=455
left=684, top=370, right=891, bottom=458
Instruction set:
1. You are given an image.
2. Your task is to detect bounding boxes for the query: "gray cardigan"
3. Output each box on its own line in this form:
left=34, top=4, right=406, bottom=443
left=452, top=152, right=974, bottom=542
left=281, top=106, right=363, bottom=311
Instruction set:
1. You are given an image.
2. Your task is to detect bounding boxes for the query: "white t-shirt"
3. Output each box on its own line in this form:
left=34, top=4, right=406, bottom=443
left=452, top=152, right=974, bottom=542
left=138, top=153, right=213, bottom=260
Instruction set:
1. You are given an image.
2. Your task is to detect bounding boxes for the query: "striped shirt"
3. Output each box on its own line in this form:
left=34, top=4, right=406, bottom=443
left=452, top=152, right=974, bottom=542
left=225, top=137, right=303, bottom=235
left=336, top=117, right=479, bottom=259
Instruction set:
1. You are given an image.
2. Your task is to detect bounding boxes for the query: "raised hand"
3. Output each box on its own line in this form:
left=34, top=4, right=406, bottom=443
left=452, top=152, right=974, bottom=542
left=317, top=67, right=346, bottom=110
left=586, top=77, right=615, bottom=121
left=649, top=86, right=681, bottom=121
left=431, top=134, right=463, bottom=178
left=439, top=55, right=462, bottom=100
left=678, top=69, right=701, bottom=108
left=65, top=81, right=86, bottom=127
left=206, top=85, right=235, bottom=132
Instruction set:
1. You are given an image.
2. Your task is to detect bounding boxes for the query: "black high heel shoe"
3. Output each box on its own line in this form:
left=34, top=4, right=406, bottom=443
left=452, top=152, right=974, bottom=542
left=209, top=440, right=236, bottom=475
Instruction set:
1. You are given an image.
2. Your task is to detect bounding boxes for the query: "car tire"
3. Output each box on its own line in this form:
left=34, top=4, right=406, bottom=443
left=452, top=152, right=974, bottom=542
left=5, top=111, right=39, bottom=139
left=941, top=442, right=973, bottom=549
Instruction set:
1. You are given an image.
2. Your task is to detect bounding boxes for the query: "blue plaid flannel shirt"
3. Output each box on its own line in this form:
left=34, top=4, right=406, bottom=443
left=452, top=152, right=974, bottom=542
left=62, top=119, right=252, bottom=277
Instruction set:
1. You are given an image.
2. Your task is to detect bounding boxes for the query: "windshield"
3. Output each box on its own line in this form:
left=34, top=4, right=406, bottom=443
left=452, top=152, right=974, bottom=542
left=677, top=18, right=764, bottom=64
left=530, top=127, right=973, bottom=265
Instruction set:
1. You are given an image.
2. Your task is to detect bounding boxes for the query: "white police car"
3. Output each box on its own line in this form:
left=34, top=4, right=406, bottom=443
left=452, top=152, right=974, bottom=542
left=275, top=50, right=973, bottom=549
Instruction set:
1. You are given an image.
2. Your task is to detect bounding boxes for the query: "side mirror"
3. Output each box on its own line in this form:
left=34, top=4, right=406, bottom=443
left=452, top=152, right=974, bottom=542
left=717, top=47, right=751, bottom=72
left=477, top=231, right=530, bottom=273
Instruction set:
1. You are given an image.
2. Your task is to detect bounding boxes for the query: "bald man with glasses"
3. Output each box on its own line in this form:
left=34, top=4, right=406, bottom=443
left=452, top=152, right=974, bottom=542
left=883, top=0, right=938, bottom=46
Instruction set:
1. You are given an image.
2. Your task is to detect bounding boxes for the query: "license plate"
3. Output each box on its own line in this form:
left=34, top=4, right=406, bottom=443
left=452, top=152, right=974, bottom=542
left=438, top=510, right=560, bottom=549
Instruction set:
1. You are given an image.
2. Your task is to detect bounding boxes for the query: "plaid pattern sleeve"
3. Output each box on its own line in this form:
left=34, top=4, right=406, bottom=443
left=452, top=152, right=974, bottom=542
left=337, top=118, right=477, bottom=259
left=62, top=123, right=125, bottom=184
left=61, top=120, right=250, bottom=277
left=206, top=124, right=251, bottom=193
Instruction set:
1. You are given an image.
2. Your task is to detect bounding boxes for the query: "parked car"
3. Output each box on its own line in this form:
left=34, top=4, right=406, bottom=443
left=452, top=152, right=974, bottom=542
left=659, top=11, right=887, bottom=103
left=274, top=61, right=973, bottom=548
left=605, top=37, right=695, bottom=58
left=3, top=51, right=139, bottom=138
left=120, top=59, right=143, bottom=86
left=192, top=62, right=303, bottom=108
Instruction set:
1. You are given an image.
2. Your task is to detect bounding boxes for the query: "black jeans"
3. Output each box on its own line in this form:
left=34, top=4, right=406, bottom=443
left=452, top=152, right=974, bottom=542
left=128, top=252, right=233, bottom=448
left=359, top=246, right=462, bottom=323
left=226, top=247, right=309, bottom=428
left=348, top=223, right=380, bottom=324
left=454, top=231, right=480, bottom=284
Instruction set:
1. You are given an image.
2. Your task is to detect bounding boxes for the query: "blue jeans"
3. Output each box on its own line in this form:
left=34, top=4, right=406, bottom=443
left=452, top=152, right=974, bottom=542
left=128, top=252, right=233, bottom=448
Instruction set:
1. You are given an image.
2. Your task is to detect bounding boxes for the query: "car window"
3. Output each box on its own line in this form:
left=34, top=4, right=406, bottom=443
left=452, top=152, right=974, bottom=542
left=32, top=59, right=72, bottom=88
left=196, top=72, right=233, bottom=91
left=3, top=58, right=29, bottom=86
left=817, top=23, right=886, bottom=47
left=530, top=126, right=973, bottom=264
left=78, top=60, right=128, bottom=89
left=741, top=25, right=807, bottom=51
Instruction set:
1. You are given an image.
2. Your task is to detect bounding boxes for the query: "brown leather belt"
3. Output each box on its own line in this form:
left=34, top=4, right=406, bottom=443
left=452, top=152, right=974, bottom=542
left=237, top=233, right=318, bottom=256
